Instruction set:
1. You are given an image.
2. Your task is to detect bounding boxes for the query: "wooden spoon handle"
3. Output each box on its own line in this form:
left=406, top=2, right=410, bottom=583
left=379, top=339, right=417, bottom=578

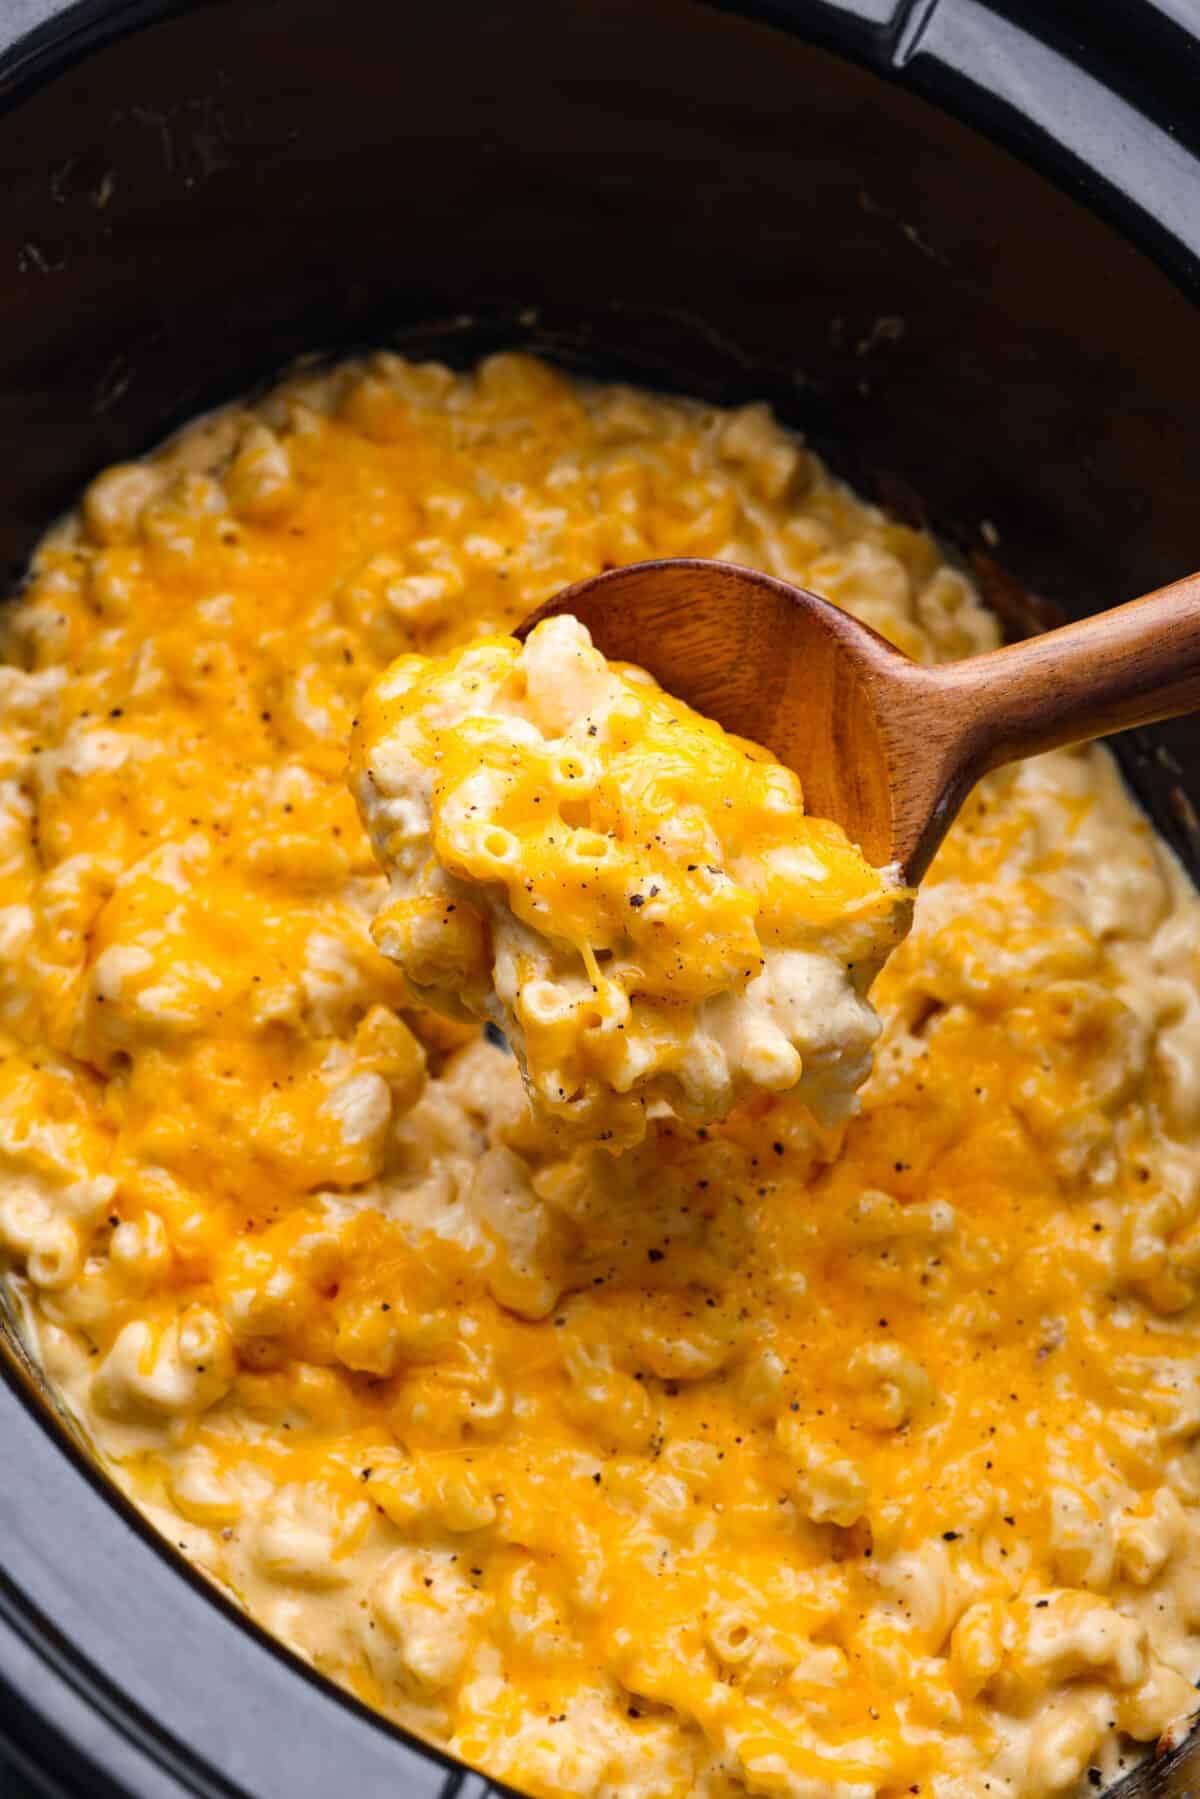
left=939, top=570, right=1200, bottom=775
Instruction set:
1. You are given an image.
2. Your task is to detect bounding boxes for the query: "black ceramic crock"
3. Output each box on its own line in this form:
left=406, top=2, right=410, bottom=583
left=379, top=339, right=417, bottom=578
left=1, top=3, right=1199, bottom=1795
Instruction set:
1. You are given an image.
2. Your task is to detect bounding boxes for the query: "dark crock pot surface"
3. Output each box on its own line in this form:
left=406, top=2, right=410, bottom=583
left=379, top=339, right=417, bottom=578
left=2, top=3, right=1200, bottom=1798
left=0, top=1761, right=36, bottom=1798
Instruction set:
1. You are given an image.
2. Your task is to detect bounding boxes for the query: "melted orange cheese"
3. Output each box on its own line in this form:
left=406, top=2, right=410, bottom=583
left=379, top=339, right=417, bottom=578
left=350, top=617, right=906, bottom=1143
left=355, top=630, right=888, bottom=961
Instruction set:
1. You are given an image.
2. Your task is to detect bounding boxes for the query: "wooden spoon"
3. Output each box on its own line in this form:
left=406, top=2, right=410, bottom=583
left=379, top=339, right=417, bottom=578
left=517, top=557, right=1200, bottom=882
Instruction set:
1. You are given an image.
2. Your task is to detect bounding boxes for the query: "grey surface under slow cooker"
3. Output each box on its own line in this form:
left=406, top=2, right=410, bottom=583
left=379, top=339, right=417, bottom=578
left=1, top=3, right=1199, bottom=1796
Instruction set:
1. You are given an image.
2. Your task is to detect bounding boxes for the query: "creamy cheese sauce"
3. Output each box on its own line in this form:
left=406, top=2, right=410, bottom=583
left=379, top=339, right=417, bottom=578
left=3, top=352, right=1200, bottom=1799
left=351, top=614, right=910, bottom=1146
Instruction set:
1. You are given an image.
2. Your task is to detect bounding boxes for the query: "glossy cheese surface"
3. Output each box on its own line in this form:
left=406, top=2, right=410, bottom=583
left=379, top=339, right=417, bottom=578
left=351, top=614, right=909, bottom=1144
left=3, top=354, right=1200, bottom=1799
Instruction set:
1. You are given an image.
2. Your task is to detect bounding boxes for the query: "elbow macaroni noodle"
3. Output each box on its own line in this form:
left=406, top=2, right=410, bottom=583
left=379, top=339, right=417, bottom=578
left=2, top=350, right=1200, bottom=1799
left=350, top=615, right=910, bottom=1145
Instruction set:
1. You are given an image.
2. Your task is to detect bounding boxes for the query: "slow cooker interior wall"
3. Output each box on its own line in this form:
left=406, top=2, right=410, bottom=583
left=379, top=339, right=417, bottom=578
left=0, top=0, right=1196, bottom=586
left=1, top=0, right=1196, bottom=587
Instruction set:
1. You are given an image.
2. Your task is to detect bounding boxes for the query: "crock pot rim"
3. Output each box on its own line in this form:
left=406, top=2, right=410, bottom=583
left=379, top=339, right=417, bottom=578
left=731, top=0, right=1200, bottom=297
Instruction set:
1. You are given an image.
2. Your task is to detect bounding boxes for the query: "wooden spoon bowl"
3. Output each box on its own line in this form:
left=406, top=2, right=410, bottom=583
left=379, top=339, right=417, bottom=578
left=518, top=558, right=1200, bottom=881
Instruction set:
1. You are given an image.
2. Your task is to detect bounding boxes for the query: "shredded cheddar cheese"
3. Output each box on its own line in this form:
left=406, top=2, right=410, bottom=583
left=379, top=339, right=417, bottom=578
left=351, top=615, right=910, bottom=1144
left=3, top=352, right=1200, bottom=1799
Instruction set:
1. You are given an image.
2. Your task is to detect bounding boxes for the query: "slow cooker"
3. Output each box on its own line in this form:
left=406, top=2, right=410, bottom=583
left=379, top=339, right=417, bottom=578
left=1, top=2, right=1199, bottom=1795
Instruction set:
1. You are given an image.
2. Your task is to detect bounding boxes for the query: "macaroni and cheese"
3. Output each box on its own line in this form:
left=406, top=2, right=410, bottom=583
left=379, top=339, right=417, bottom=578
left=3, top=351, right=1200, bottom=1799
left=351, top=615, right=910, bottom=1145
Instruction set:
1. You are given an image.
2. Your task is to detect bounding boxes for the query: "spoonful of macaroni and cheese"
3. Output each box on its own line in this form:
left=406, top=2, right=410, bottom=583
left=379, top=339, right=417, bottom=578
left=350, top=612, right=912, bottom=1146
